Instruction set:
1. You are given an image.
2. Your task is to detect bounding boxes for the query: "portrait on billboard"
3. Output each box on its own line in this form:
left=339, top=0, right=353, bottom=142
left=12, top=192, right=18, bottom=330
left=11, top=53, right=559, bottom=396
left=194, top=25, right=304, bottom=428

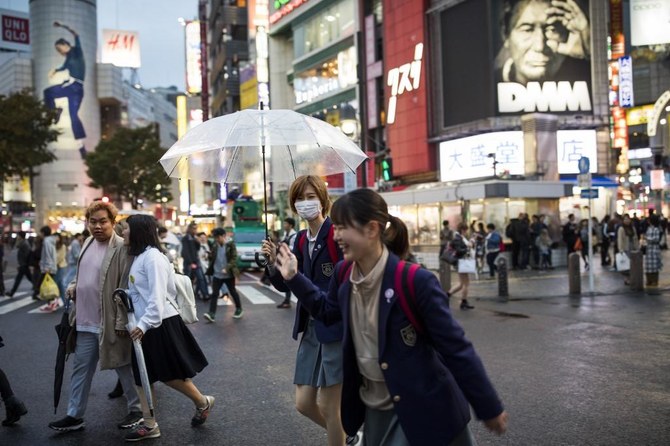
left=43, top=21, right=87, bottom=159
left=494, top=0, right=592, bottom=114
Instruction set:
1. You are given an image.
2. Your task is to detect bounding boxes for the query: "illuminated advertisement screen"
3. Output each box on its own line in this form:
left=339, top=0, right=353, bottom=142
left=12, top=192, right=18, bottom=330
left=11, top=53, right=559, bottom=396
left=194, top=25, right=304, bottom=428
left=493, top=0, right=592, bottom=114
left=185, top=21, right=202, bottom=94
left=630, top=0, right=670, bottom=46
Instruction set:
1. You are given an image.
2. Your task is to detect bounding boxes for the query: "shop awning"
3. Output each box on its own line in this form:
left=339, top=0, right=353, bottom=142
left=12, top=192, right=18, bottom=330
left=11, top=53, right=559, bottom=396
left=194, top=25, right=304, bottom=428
left=560, top=175, right=619, bottom=188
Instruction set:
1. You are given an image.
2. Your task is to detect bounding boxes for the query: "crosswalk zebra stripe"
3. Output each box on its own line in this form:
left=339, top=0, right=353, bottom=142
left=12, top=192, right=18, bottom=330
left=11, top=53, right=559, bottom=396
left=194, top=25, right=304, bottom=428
left=0, top=295, right=35, bottom=315
left=237, top=285, right=275, bottom=304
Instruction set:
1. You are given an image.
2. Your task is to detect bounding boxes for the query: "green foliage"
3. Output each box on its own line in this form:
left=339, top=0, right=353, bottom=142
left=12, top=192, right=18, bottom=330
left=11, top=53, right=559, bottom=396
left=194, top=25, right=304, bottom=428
left=85, top=126, right=172, bottom=208
left=0, top=89, right=60, bottom=179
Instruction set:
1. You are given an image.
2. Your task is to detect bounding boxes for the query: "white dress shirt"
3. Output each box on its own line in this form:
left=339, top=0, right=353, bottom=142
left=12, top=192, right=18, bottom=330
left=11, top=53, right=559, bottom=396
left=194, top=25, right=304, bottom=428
left=128, top=247, right=179, bottom=334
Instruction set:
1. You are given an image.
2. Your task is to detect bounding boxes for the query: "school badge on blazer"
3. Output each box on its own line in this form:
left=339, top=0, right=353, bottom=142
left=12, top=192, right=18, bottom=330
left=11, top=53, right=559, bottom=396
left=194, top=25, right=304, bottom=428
left=321, top=262, right=334, bottom=277
left=400, top=324, right=417, bottom=347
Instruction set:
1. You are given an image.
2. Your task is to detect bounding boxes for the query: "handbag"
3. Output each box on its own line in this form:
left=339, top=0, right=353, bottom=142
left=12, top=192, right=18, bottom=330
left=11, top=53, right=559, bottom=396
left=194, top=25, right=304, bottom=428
left=39, top=273, right=60, bottom=301
left=574, top=238, right=583, bottom=251
left=167, top=272, right=198, bottom=324
left=615, top=252, right=630, bottom=272
left=457, top=258, right=477, bottom=274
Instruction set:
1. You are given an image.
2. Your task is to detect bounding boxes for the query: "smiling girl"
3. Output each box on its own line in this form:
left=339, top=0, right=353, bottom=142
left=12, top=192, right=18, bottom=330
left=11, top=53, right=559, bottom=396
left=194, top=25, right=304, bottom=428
left=275, top=188, right=507, bottom=446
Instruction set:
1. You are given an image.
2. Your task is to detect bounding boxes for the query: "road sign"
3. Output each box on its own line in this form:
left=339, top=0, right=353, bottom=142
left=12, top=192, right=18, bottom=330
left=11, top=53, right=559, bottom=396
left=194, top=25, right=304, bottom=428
left=578, top=173, right=591, bottom=188
left=580, top=188, right=599, bottom=199
left=578, top=156, right=590, bottom=174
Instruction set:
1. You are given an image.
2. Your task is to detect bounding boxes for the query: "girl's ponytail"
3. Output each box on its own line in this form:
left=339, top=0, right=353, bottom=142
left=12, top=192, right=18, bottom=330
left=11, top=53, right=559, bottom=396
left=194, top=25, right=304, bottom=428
left=383, top=215, right=410, bottom=260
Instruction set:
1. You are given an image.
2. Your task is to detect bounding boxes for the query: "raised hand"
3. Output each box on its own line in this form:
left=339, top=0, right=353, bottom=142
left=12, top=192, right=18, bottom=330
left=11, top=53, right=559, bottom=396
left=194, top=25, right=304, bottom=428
left=547, top=0, right=590, bottom=59
left=275, top=243, right=298, bottom=281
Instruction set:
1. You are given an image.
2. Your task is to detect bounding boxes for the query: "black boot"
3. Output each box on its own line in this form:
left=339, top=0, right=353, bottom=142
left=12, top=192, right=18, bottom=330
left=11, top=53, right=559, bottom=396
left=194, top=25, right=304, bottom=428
left=108, top=379, right=123, bottom=399
left=460, top=300, right=474, bottom=310
left=2, top=395, right=27, bottom=426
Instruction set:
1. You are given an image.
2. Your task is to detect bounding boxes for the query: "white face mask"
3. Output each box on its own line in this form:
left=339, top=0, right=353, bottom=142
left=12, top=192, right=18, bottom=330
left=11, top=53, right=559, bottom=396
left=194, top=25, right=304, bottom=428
left=295, top=200, right=322, bottom=221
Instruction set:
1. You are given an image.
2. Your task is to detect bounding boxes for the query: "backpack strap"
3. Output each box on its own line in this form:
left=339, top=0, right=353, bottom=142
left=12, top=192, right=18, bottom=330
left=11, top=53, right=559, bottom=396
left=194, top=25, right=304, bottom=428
left=297, top=230, right=307, bottom=259
left=326, top=224, right=339, bottom=263
left=394, top=260, right=425, bottom=336
left=336, top=260, right=354, bottom=285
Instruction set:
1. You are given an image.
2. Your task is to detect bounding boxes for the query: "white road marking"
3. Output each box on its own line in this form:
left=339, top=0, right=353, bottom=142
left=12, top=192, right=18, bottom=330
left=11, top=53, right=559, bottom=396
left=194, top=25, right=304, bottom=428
left=237, top=285, right=275, bottom=304
left=0, top=295, right=35, bottom=315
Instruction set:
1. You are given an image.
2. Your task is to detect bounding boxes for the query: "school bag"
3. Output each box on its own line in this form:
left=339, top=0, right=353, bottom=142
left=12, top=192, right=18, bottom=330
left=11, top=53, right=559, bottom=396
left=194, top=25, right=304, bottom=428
left=296, top=225, right=339, bottom=264
left=335, top=259, right=427, bottom=336
left=168, top=271, right=199, bottom=324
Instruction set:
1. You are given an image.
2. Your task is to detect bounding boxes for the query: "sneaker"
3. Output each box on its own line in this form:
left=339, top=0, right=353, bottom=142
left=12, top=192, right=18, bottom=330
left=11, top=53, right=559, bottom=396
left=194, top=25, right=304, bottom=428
left=48, top=415, right=85, bottom=431
left=40, top=302, right=58, bottom=313
left=203, top=312, right=215, bottom=323
left=124, top=423, right=160, bottom=442
left=460, top=300, right=474, bottom=310
left=276, top=302, right=291, bottom=309
left=346, top=434, right=360, bottom=445
left=233, top=308, right=244, bottom=319
left=2, top=396, right=27, bottom=426
left=117, top=411, right=143, bottom=429
left=191, top=395, right=215, bottom=427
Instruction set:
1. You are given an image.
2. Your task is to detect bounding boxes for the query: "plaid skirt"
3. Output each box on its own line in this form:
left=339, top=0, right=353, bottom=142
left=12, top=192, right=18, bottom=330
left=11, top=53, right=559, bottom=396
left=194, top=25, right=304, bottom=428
left=131, top=315, right=208, bottom=385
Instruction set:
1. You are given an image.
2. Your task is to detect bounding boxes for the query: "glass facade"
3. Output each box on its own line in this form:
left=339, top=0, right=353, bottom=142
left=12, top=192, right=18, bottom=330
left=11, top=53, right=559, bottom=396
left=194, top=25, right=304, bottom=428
left=292, top=0, right=355, bottom=59
left=294, top=46, right=357, bottom=105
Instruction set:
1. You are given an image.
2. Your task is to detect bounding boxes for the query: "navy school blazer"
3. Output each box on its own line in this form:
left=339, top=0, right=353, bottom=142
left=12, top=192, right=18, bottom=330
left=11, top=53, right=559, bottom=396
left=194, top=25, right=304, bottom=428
left=269, top=217, right=344, bottom=343
left=285, top=252, right=504, bottom=445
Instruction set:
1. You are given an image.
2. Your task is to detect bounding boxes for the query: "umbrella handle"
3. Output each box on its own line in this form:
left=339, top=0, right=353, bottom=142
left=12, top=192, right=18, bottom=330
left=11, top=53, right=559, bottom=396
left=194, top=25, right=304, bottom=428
left=255, top=251, right=269, bottom=268
left=113, top=288, right=134, bottom=313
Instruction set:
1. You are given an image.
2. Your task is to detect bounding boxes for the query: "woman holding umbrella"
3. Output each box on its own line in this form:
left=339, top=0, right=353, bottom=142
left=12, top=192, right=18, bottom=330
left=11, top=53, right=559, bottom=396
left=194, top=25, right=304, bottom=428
left=120, top=215, right=213, bottom=442
left=261, top=175, right=352, bottom=446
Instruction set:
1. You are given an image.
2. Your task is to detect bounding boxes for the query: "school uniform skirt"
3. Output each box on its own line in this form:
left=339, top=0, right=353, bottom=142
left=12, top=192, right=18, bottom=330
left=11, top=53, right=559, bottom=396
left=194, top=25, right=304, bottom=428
left=132, top=315, right=208, bottom=385
left=294, top=319, right=343, bottom=388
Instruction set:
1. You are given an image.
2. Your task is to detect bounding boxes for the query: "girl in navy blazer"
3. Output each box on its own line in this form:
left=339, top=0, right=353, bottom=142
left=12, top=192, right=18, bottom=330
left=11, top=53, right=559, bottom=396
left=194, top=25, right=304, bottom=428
left=261, top=175, right=349, bottom=446
left=275, top=189, right=507, bottom=446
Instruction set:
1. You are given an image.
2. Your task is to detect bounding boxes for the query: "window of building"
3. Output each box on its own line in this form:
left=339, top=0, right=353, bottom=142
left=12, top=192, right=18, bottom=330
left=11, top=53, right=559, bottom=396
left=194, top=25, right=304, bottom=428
left=293, top=46, right=357, bottom=104
left=293, top=0, right=355, bottom=58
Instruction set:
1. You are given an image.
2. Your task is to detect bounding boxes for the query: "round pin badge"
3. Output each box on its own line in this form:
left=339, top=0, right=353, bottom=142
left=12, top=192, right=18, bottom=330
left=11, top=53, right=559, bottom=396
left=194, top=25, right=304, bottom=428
left=384, top=289, right=394, bottom=299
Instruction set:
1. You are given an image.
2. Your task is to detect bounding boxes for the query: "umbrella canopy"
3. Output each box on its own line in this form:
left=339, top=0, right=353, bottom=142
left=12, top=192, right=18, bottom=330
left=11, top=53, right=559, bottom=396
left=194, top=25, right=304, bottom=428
left=159, top=109, right=368, bottom=184
left=53, top=300, right=72, bottom=413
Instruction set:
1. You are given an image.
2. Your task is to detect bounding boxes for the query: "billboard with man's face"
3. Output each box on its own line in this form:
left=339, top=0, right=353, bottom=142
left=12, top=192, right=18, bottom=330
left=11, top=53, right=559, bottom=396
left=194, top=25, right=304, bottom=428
left=494, top=0, right=592, bottom=114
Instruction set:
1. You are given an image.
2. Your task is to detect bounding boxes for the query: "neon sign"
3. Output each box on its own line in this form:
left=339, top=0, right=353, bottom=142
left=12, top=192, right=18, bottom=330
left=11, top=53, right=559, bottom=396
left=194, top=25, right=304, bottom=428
left=270, top=0, right=309, bottom=25
left=386, top=43, right=423, bottom=125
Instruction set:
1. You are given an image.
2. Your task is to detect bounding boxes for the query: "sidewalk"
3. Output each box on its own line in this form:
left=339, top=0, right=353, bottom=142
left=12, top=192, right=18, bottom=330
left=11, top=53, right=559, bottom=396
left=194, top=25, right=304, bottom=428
left=444, top=250, right=670, bottom=300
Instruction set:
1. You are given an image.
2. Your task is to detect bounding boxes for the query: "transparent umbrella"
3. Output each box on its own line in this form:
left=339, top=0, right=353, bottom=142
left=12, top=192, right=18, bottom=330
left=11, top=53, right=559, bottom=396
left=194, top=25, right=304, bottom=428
left=159, top=107, right=368, bottom=264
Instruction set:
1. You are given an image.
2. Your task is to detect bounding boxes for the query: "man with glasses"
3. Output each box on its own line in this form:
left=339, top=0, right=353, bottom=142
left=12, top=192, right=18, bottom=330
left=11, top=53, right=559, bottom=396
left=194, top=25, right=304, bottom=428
left=49, top=201, right=142, bottom=432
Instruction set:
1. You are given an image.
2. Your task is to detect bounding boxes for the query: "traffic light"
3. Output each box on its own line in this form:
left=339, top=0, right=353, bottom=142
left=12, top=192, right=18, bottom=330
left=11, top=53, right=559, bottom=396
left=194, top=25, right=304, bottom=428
left=381, top=158, right=393, bottom=182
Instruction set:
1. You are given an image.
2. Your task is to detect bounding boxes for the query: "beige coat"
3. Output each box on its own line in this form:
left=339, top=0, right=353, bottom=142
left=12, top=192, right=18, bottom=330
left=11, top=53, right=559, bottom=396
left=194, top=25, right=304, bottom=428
left=67, top=233, right=132, bottom=370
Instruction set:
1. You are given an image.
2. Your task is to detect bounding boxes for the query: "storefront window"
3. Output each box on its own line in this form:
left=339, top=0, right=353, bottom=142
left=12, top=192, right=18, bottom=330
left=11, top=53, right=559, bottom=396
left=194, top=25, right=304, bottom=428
left=294, top=46, right=357, bottom=104
left=293, top=0, right=355, bottom=58
left=417, top=205, right=439, bottom=245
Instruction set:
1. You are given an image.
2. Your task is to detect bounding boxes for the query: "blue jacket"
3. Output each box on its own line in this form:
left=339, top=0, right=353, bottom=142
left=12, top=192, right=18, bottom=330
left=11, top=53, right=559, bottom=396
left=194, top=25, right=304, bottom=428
left=286, top=253, right=504, bottom=445
left=269, top=217, right=344, bottom=343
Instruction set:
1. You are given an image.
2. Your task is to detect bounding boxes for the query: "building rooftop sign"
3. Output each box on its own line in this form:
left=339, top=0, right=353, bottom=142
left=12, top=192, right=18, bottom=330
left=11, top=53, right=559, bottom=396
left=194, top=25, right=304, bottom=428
left=270, top=0, right=309, bottom=25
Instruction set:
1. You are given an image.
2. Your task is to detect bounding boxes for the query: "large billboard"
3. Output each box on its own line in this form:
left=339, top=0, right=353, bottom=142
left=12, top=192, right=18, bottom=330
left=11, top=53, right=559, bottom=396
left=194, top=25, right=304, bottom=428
left=1, top=8, right=30, bottom=52
left=100, top=29, right=141, bottom=68
left=493, top=0, right=592, bottom=114
left=630, top=0, right=670, bottom=46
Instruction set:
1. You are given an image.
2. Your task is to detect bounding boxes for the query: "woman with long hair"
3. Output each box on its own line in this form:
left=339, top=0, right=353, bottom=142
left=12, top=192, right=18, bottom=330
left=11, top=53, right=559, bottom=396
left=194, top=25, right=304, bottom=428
left=448, top=223, right=475, bottom=310
left=643, top=213, right=663, bottom=287
left=120, top=215, right=212, bottom=441
left=617, top=214, right=639, bottom=285
left=261, top=175, right=352, bottom=446
left=274, top=188, right=507, bottom=445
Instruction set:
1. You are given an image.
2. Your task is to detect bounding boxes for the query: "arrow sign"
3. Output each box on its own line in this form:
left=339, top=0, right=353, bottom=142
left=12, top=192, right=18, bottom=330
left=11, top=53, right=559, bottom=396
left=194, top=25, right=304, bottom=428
left=580, top=188, right=599, bottom=199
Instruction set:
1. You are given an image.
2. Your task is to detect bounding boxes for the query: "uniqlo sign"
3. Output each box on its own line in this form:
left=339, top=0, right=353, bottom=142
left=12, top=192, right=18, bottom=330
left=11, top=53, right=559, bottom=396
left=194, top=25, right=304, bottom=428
left=1, top=10, right=30, bottom=51
left=2, top=14, right=29, bottom=44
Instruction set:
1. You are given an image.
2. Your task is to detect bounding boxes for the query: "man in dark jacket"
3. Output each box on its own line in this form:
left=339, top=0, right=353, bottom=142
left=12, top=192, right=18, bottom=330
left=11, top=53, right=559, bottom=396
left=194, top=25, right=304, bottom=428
left=181, top=222, right=201, bottom=278
left=204, top=228, right=242, bottom=321
left=514, top=214, right=531, bottom=270
left=6, top=232, right=33, bottom=297
left=563, top=214, right=578, bottom=256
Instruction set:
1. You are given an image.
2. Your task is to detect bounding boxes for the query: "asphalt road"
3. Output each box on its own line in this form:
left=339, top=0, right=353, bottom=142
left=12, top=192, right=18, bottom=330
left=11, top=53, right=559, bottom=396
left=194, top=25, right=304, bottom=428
left=1, top=264, right=669, bottom=445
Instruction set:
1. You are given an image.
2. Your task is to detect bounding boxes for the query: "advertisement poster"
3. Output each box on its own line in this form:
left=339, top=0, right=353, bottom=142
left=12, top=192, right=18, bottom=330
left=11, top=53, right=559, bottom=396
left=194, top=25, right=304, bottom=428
left=494, top=0, right=592, bottom=114
left=101, top=29, right=141, bottom=68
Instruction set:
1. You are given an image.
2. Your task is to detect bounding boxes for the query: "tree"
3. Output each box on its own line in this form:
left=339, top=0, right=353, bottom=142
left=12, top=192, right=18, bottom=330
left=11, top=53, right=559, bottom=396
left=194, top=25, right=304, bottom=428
left=0, top=89, right=60, bottom=180
left=85, top=126, right=173, bottom=208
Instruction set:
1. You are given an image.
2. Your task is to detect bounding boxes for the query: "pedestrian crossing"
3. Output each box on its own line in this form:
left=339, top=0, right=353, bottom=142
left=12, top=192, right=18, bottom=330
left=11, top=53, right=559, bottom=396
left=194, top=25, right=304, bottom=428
left=0, top=278, right=296, bottom=316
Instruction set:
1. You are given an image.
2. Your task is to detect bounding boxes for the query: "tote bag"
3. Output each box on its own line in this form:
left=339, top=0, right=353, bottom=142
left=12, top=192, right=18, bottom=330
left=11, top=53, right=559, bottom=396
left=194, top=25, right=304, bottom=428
left=458, top=258, right=477, bottom=274
left=615, top=252, right=630, bottom=272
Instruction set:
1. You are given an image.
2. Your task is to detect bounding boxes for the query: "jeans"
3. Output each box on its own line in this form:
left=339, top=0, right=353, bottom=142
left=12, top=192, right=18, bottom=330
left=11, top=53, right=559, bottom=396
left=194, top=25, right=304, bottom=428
left=55, top=267, right=67, bottom=305
left=9, top=265, right=33, bottom=295
left=62, top=265, right=77, bottom=290
left=486, top=252, right=499, bottom=277
left=67, top=332, right=140, bottom=419
left=43, top=81, right=86, bottom=140
left=208, top=277, right=241, bottom=316
left=192, top=267, right=210, bottom=299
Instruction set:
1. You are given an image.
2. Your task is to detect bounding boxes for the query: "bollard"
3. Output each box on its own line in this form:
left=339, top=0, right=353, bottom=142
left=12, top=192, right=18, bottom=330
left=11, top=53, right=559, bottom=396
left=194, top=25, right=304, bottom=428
left=439, top=260, right=452, bottom=297
left=629, top=250, right=644, bottom=291
left=568, top=252, right=581, bottom=295
left=497, top=257, right=509, bottom=300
